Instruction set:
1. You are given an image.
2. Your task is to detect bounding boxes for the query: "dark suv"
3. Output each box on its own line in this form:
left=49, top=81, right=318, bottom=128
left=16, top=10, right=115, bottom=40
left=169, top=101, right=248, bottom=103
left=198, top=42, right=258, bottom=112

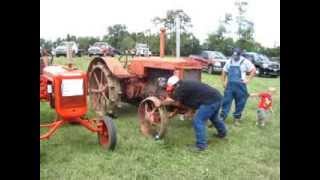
left=242, top=52, right=280, bottom=77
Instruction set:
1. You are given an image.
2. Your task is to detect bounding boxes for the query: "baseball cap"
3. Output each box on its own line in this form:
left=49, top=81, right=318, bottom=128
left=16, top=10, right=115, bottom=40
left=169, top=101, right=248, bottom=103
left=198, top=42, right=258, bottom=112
left=167, top=75, right=179, bottom=86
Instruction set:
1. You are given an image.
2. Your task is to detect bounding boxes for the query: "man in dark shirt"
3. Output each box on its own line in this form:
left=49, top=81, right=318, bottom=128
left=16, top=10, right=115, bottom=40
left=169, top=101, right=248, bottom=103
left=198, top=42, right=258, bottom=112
left=160, top=76, right=227, bottom=151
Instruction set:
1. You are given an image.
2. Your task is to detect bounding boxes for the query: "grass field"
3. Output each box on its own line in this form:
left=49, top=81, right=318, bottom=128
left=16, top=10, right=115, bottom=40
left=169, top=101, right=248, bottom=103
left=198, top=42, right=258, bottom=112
left=40, top=56, right=280, bottom=180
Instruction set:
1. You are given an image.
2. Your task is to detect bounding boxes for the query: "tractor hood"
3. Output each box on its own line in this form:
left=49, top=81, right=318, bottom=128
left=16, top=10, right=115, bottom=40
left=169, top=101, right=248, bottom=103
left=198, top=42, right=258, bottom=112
left=128, top=57, right=203, bottom=77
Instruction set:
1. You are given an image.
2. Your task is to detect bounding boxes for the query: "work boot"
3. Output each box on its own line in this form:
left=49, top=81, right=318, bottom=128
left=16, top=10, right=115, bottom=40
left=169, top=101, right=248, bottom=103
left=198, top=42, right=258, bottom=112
left=214, top=132, right=227, bottom=139
left=186, top=144, right=207, bottom=152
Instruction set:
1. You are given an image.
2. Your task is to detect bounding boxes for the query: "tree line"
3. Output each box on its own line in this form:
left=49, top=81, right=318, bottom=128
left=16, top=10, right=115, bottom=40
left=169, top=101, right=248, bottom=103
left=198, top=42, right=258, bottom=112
left=40, top=1, right=279, bottom=58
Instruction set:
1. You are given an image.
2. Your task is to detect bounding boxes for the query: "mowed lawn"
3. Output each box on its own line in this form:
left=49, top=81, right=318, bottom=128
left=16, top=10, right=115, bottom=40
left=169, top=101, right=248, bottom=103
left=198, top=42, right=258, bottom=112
left=40, top=56, right=280, bottom=180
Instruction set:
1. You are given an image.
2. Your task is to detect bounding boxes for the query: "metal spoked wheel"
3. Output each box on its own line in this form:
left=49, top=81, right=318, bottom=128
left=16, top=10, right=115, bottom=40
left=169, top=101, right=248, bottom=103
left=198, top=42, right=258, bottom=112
left=97, top=116, right=117, bottom=150
left=138, top=98, right=169, bottom=140
left=88, top=62, right=111, bottom=116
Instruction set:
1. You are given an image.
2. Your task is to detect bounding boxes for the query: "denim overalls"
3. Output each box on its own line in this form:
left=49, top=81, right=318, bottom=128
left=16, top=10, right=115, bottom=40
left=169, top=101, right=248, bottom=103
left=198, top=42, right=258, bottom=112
left=220, top=58, right=249, bottom=121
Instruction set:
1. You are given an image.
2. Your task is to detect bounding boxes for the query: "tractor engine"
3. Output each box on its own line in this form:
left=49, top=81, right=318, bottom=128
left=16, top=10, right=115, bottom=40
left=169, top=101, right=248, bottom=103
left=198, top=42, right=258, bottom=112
left=40, top=66, right=87, bottom=119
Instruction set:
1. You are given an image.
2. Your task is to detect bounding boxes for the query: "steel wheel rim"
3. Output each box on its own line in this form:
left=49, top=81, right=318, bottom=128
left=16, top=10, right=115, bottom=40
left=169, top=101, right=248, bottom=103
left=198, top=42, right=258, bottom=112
left=139, top=100, right=168, bottom=138
left=88, top=63, right=110, bottom=115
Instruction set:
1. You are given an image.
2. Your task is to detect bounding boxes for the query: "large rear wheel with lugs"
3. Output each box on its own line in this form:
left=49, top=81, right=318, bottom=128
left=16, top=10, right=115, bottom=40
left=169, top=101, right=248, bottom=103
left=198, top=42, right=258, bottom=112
left=88, top=62, right=110, bottom=116
left=88, top=60, right=121, bottom=116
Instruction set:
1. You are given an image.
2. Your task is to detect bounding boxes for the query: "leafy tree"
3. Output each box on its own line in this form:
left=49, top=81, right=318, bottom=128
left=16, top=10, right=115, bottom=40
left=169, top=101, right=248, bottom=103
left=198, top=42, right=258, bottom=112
left=203, top=33, right=235, bottom=56
left=148, top=34, right=160, bottom=55
left=234, top=0, right=254, bottom=41
left=119, top=36, right=135, bottom=51
left=40, top=38, right=54, bottom=50
left=104, top=24, right=130, bottom=49
left=259, top=46, right=280, bottom=57
left=77, top=37, right=100, bottom=50
left=152, top=9, right=193, bottom=55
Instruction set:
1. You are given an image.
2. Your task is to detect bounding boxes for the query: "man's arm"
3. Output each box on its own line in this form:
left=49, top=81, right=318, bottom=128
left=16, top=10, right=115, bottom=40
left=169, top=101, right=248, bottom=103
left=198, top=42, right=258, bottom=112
left=221, top=61, right=229, bottom=88
left=249, top=92, right=260, bottom=98
left=247, top=67, right=256, bottom=82
left=221, top=71, right=228, bottom=88
left=160, top=97, right=180, bottom=106
left=243, top=61, right=256, bottom=84
left=250, top=93, right=259, bottom=97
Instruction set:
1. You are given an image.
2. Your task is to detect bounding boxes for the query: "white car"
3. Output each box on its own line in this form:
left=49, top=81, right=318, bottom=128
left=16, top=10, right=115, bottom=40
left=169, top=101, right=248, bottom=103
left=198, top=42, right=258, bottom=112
left=54, top=41, right=79, bottom=57
left=135, top=43, right=152, bottom=56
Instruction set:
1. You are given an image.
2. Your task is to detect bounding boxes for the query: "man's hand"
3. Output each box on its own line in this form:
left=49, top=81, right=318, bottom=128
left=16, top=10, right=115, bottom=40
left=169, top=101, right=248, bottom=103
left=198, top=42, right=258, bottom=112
left=168, top=110, right=178, bottom=118
left=243, top=78, right=250, bottom=84
left=270, top=107, right=274, bottom=113
left=223, top=81, right=227, bottom=88
left=244, top=67, right=256, bottom=85
left=159, top=97, right=175, bottom=107
left=249, top=93, right=259, bottom=98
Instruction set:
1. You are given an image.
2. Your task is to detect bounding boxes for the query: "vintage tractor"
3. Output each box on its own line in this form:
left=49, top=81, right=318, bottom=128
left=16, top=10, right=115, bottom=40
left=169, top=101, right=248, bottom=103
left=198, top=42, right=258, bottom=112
left=40, top=50, right=117, bottom=150
left=87, top=28, right=203, bottom=139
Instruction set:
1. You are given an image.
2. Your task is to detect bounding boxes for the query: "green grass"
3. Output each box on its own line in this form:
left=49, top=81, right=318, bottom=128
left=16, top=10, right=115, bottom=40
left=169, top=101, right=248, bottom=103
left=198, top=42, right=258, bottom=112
left=41, top=56, right=280, bottom=180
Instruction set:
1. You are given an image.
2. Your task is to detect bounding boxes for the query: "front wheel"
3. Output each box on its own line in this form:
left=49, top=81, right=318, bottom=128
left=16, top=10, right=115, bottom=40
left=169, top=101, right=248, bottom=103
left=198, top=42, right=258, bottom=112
left=138, top=97, right=169, bottom=140
left=98, top=116, right=117, bottom=150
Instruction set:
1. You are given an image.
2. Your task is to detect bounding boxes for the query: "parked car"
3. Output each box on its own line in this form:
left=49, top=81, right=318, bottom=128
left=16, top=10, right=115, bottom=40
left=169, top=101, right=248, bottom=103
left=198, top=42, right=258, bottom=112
left=111, top=47, right=122, bottom=56
left=88, top=42, right=121, bottom=57
left=54, top=41, right=79, bottom=57
left=242, top=52, right=280, bottom=77
left=88, top=42, right=109, bottom=57
left=271, top=57, right=280, bottom=62
left=135, top=43, right=152, bottom=56
left=189, top=50, right=228, bottom=74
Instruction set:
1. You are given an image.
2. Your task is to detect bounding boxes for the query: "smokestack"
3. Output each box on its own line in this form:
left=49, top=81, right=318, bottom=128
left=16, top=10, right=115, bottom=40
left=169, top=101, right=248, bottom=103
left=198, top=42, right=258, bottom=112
left=160, top=28, right=166, bottom=58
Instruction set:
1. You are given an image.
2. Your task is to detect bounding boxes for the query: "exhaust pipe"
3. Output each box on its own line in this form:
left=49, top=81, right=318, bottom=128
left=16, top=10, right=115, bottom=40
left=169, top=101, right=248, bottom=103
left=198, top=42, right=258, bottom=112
left=160, top=28, right=166, bottom=58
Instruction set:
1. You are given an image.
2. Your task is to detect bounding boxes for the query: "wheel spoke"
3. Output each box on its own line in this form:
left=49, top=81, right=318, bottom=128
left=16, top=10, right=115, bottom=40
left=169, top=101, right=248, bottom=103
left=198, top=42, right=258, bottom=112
left=144, top=104, right=150, bottom=120
left=100, top=70, right=104, bottom=84
left=93, top=72, right=100, bottom=88
left=101, top=91, right=109, bottom=102
left=92, top=94, right=99, bottom=110
left=90, top=88, right=101, bottom=93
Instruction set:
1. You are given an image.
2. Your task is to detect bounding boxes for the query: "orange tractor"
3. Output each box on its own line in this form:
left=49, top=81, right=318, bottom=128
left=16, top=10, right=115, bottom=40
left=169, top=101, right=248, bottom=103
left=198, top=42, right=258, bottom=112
left=87, top=28, right=203, bottom=139
left=40, top=49, right=117, bottom=150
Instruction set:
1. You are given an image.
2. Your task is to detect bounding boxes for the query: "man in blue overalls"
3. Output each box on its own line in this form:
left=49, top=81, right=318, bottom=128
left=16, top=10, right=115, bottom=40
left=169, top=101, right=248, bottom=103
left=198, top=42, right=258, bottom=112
left=220, top=48, right=256, bottom=125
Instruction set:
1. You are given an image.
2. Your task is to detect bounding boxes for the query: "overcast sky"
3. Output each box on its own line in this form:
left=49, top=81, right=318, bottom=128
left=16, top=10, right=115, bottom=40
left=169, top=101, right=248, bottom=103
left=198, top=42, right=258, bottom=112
left=40, top=0, right=280, bottom=48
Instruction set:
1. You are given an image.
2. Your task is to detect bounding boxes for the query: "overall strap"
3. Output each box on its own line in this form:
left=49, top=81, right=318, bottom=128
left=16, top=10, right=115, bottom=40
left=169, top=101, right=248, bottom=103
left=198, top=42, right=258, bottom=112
left=239, top=58, right=245, bottom=65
